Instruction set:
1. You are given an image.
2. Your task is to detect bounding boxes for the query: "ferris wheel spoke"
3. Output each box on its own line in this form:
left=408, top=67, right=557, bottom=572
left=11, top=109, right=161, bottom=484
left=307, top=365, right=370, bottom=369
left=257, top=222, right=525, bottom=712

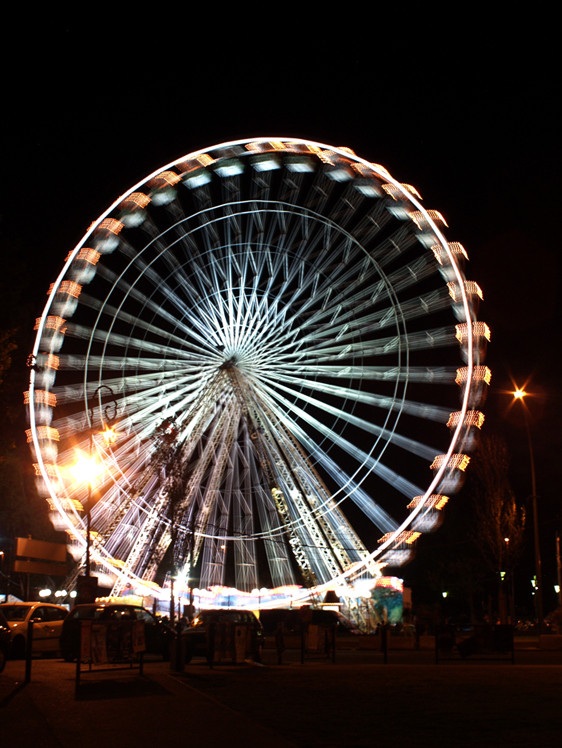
left=120, top=236, right=206, bottom=309
left=247, top=387, right=400, bottom=534
left=268, top=364, right=458, bottom=383
left=89, top=302, right=219, bottom=357
left=199, top=490, right=231, bottom=588
left=295, top=287, right=452, bottom=348
left=363, top=222, right=417, bottom=267
left=68, top=317, right=215, bottom=361
left=230, top=456, right=259, bottom=591
left=190, top=409, right=241, bottom=573
left=254, top=381, right=425, bottom=501
left=241, top=437, right=296, bottom=586
left=273, top=326, right=457, bottom=363
left=258, top=424, right=372, bottom=567
left=255, top=376, right=439, bottom=461
left=258, top=370, right=451, bottom=424
left=94, top=267, right=223, bottom=354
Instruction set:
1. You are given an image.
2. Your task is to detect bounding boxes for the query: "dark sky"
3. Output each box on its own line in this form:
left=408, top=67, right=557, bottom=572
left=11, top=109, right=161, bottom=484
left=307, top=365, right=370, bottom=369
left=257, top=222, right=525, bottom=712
left=1, top=17, right=560, bottom=598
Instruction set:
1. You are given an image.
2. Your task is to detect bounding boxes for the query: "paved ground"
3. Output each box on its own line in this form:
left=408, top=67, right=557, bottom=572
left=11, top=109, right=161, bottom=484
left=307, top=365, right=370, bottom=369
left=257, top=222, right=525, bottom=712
left=2, top=646, right=562, bottom=747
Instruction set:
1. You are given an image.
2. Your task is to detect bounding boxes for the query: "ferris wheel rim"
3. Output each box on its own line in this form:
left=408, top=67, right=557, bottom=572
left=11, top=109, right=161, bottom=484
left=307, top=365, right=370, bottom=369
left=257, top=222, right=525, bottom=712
left=28, top=136, right=485, bottom=602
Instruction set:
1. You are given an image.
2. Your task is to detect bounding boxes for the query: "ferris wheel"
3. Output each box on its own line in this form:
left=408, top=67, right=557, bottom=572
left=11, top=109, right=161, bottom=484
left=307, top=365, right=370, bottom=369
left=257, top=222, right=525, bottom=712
left=27, top=137, right=489, bottom=607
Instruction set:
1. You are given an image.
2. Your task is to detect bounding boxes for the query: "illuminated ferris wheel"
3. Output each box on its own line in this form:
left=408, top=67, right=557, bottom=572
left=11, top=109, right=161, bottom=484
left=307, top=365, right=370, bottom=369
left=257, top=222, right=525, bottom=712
left=27, top=137, right=489, bottom=607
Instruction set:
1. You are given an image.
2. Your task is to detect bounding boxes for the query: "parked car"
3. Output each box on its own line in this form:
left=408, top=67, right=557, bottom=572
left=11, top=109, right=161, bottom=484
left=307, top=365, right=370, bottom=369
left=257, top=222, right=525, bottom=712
left=183, top=609, right=264, bottom=663
left=0, top=602, right=68, bottom=658
left=60, top=603, right=172, bottom=661
left=259, top=607, right=357, bottom=635
left=0, top=609, right=11, bottom=672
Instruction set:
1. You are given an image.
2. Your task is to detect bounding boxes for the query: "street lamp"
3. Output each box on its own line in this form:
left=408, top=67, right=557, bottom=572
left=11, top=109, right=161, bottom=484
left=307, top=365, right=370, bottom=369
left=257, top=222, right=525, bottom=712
left=70, top=448, right=104, bottom=581
left=0, top=550, right=6, bottom=603
left=73, top=385, right=117, bottom=603
left=512, top=387, right=543, bottom=631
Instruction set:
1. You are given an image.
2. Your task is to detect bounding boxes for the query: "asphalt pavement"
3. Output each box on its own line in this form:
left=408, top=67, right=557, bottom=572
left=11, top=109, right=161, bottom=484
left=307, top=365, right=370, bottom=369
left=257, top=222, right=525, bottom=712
left=1, top=645, right=562, bottom=747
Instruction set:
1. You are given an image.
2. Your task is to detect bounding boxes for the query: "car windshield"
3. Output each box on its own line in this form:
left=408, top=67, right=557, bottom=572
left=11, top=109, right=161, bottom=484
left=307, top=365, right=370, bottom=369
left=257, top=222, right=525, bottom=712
left=70, top=605, right=141, bottom=620
left=0, top=606, right=30, bottom=621
left=70, top=607, right=105, bottom=619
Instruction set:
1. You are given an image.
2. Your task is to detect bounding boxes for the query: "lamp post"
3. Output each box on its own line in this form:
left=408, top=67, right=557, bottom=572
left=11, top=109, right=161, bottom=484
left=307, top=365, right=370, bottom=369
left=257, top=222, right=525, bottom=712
left=153, top=418, right=181, bottom=624
left=0, top=550, right=6, bottom=603
left=513, top=388, right=543, bottom=631
left=75, top=385, right=117, bottom=603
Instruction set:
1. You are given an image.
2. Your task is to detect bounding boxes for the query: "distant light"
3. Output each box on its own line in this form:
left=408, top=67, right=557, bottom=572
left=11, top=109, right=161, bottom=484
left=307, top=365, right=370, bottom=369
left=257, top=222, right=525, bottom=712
left=101, top=426, right=118, bottom=446
left=215, top=160, right=244, bottom=177
left=183, top=170, right=212, bottom=189
left=442, top=591, right=448, bottom=598
left=39, top=588, right=51, bottom=597
left=325, top=167, right=352, bottom=182
left=355, top=183, right=381, bottom=197
left=285, top=156, right=315, bottom=173
left=250, top=155, right=280, bottom=172
left=513, top=389, right=526, bottom=399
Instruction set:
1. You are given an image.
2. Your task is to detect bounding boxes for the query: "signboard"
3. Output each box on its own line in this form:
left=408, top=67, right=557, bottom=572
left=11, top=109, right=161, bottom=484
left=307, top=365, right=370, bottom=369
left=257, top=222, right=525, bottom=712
left=14, top=537, right=67, bottom=576
left=13, top=559, right=69, bottom=575
left=15, top=537, right=67, bottom=562
left=80, top=620, right=92, bottom=663
left=80, top=620, right=146, bottom=664
left=132, top=621, right=146, bottom=654
left=91, top=624, right=109, bottom=664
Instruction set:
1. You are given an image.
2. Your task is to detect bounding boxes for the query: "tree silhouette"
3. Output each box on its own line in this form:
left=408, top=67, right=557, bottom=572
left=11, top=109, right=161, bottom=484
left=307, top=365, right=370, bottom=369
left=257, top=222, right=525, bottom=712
left=470, top=433, right=526, bottom=622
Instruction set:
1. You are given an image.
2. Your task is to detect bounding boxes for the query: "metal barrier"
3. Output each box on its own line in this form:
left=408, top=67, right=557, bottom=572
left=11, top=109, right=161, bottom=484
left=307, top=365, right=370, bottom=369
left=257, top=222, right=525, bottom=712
left=75, top=619, right=146, bottom=696
left=435, top=624, right=514, bottom=663
left=207, top=621, right=259, bottom=666
left=300, top=622, right=336, bottom=664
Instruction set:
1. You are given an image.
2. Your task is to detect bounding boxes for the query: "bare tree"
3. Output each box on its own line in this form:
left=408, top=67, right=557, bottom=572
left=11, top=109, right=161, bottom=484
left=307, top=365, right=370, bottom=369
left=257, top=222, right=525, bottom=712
left=471, top=433, right=526, bottom=622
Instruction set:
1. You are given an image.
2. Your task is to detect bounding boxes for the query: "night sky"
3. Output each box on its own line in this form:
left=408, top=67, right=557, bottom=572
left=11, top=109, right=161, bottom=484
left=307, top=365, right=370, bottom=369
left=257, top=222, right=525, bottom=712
left=1, top=17, right=560, bottom=608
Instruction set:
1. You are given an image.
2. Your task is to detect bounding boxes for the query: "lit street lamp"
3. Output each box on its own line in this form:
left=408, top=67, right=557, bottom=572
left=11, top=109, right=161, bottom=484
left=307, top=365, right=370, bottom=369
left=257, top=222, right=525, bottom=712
left=0, top=551, right=6, bottom=603
left=70, top=449, right=104, bottom=580
left=73, top=385, right=117, bottom=603
left=512, top=387, right=543, bottom=631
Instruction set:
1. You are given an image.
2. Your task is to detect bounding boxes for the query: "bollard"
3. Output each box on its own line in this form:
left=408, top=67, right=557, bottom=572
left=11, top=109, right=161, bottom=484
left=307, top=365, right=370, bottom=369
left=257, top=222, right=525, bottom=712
left=381, top=624, right=388, bottom=664
left=25, top=619, right=34, bottom=683
left=170, top=624, right=184, bottom=672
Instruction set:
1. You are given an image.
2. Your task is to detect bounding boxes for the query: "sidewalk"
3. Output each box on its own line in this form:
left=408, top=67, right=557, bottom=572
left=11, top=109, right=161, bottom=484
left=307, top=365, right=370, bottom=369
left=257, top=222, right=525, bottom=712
left=0, top=657, right=296, bottom=748
left=2, top=647, right=562, bottom=747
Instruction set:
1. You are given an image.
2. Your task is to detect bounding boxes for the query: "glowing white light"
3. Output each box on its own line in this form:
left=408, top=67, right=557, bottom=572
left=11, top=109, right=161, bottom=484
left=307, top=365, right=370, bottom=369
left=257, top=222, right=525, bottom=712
left=68, top=451, right=106, bottom=487
left=183, top=170, right=212, bottom=189
left=250, top=155, right=280, bottom=172
left=214, top=160, right=244, bottom=177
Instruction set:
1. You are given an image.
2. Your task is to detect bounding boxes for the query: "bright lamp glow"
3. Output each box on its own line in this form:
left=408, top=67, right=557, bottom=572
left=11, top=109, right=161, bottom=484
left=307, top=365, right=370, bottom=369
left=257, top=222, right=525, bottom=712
left=69, top=451, right=105, bottom=486
left=101, top=426, right=118, bottom=446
